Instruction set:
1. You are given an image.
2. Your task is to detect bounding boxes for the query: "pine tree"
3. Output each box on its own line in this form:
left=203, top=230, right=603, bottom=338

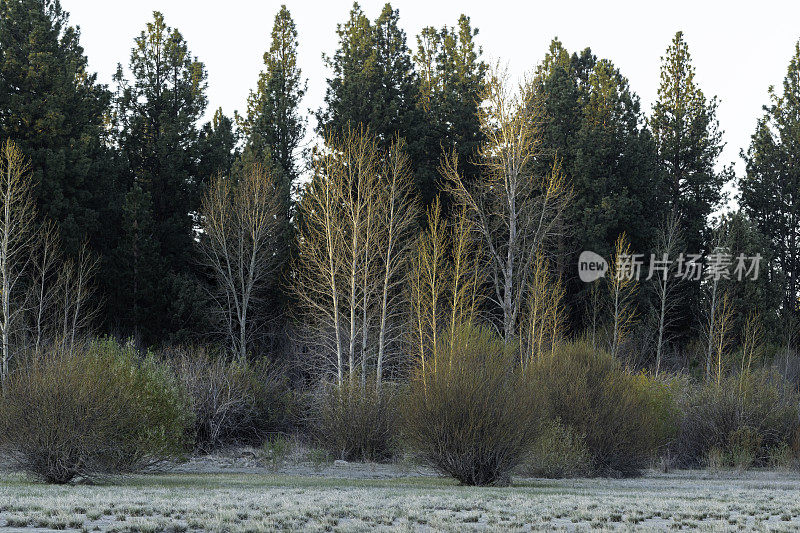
left=110, top=11, right=208, bottom=342
left=650, top=31, right=729, bottom=255
left=534, top=41, right=667, bottom=331
left=0, top=0, right=113, bottom=256
left=231, top=6, right=308, bottom=355
left=317, top=3, right=374, bottom=138
left=198, top=108, right=238, bottom=180
left=238, top=4, right=306, bottom=224
left=109, top=183, right=162, bottom=337
left=531, top=39, right=586, bottom=181
left=713, top=211, right=782, bottom=343
left=371, top=4, right=418, bottom=145
left=317, top=3, right=422, bottom=190
left=414, top=15, right=486, bottom=205
left=573, top=58, right=666, bottom=258
left=741, top=40, right=800, bottom=320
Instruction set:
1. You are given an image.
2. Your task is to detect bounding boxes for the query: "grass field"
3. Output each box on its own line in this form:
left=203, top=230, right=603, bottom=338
left=2, top=469, right=800, bottom=531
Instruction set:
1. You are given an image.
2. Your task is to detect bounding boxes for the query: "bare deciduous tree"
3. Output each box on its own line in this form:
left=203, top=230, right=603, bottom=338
left=296, top=141, right=347, bottom=384
left=200, top=163, right=282, bottom=360
left=445, top=69, right=571, bottom=343
left=375, top=139, right=419, bottom=389
left=522, top=252, right=565, bottom=366
left=608, top=233, right=638, bottom=359
left=740, top=310, right=764, bottom=377
left=409, top=196, right=484, bottom=386
left=0, top=140, right=36, bottom=383
left=57, top=242, right=100, bottom=352
left=703, top=227, right=731, bottom=380
left=295, top=127, right=378, bottom=385
left=650, top=213, right=684, bottom=375
left=27, top=221, right=61, bottom=354
left=708, top=291, right=734, bottom=387
left=296, top=128, right=417, bottom=389
left=409, top=199, right=447, bottom=379
left=586, top=279, right=602, bottom=351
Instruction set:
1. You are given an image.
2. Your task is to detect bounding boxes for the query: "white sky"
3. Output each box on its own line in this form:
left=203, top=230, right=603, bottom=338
left=62, top=0, right=800, bottom=203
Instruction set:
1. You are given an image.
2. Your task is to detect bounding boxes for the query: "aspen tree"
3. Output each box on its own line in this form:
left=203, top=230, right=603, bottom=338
left=0, top=140, right=36, bottom=383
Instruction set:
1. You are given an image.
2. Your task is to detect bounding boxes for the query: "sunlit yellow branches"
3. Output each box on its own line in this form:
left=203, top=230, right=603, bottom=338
left=608, top=233, right=638, bottom=359
left=522, top=251, right=565, bottom=367
left=445, top=66, right=571, bottom=343
left=711, top=292, right=734, bottom=388
left=296, top=127, right=417, bottom=390
left=0, top=140, right=36, bottom=383
left=409, top=198, right=448, bottom=382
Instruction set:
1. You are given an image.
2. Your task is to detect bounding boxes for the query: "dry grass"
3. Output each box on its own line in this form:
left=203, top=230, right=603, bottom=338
left=3, top=469, right=800, bottom=531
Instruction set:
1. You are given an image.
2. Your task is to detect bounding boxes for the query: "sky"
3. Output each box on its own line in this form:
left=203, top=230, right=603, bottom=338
left=61, top=0, right=800, bottom=203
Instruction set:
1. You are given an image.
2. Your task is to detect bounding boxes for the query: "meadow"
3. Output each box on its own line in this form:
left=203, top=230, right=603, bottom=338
left=2, top=465, right=800, bottom=532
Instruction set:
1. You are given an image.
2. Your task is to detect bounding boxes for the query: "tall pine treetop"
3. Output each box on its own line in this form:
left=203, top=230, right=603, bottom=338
left=238, top=4, right=306, bottom=186
left=741, top=40, right=800, bottom=317
left=109, top=10, right=210, bottom=343
left=650, top=31, right=727, bottom=254
left=414, top=14, right=486, bottom=203
left=317, top=2, right=418, bottom=148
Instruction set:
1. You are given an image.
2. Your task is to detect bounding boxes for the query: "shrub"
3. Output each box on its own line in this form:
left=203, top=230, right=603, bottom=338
left=309, top=377, right=400, bottom=462
left=768, top=442, right=796, bottom=470
left=403, top=324, right=539, bottom=486
left=726, top=426, right=762, bottom=469
left=530, top=342, right=676, bottom=477
left=0, top=339, right=191, bottom=483
left=521, top=419, right=591, bottom=478
left=262, top=434, right=293, bottom=470
left=672, top=370, right=799, bottom=468
left=168, top=346, right=293, bottom=452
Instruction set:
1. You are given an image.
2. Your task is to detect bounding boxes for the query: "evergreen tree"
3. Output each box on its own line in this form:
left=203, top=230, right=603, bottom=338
left=572, top=58, right=666, bottom=259
left=317, top=3, right=373, bottom=139
left=650, top=31, right=729, bottom=255
left=414, top=15, right=486, bottom=205
left=531, top=39, right=588, bottom=182
left=237, top=4, right=305, bottom=224
left=741, top=40, right=800, bottom=320
left=317, top=3, right=423, bottom=192
left=534, top=40, right=667, bottom=331
left=198, top=108, right=237, bottom=180
left=235, top=5, right=307, bottom=355
left=370, top=4, right=418, bottom=145
left=109, top=183, right=162, bottom=337
left=0, top=0, right=113, bottom=256
left=110, top=11, right=208, bottom=342
left=715, top=211, right=782, bottom=344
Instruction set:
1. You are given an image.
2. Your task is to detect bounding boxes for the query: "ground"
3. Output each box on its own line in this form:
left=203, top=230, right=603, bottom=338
left=1, top=451, right=800, bottom=531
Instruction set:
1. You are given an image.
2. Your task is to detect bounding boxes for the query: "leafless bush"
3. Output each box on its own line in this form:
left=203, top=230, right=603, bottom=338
left=672, top=370, right=799, bottom=468
left=308, top=377, right=400, bottom=462
left=168, top=346, right=292, bottom=451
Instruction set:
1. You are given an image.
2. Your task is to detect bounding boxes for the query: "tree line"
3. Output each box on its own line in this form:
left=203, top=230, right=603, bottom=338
left=1, top=0, right=799, bottom=380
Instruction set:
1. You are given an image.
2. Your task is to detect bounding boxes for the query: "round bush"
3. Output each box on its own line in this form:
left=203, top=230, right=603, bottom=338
left=0, top=339, right=191, bottom=483
left=309, top=377, right=400, bottom=462
left=672, top=370, right=798, bottom=468
left=530, top=342, right=676, bottom=477
left=403, top=324, right=539, bottom=486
